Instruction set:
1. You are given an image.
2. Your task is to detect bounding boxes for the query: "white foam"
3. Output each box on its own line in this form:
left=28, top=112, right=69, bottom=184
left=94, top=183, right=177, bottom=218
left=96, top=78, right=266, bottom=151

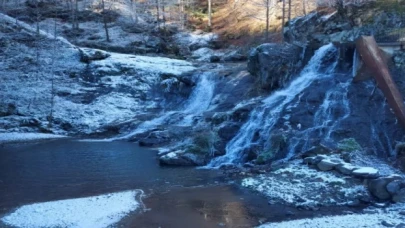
left=1, top=190, right=141, bottom=228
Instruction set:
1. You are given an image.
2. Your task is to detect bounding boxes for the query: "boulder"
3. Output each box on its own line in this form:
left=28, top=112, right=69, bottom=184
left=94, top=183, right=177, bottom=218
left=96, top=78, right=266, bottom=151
left=79, top=48, right=110, bottom=63
left=159, top=150, right=206, bottom=166
left=222, top=50, right=247, bottom=62
left=392, top=188, right=405, bottom=203
left=317, top=159, right=340, bottom=171
left=386, top=180, right=404, bottom=195
left=368, top=175, right=402, bottom=200
left=335, top=163, right=358, bottom=175
left=247, top=43, right=303, bottom=91
left=138, top=130, right=170, bottom=147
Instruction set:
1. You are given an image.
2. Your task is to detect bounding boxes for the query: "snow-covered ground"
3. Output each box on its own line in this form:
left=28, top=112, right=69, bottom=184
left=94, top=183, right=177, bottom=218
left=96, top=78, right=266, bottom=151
left=0, top=133, right=66, bottom=143
left=91, top=51, right=195, bottom=76
left=0, top=14, right=196, bottom=135
left=242, top=160, right=370, bottom=207
left=1, top=190, right=142, bottom=228
left=258, top=204, right=405, bottom=228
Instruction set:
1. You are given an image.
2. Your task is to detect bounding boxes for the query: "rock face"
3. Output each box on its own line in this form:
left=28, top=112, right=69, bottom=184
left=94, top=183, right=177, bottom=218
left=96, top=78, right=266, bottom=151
left=284, top=3, right=405, bottom=46
left=247, top=43, right=303, bottom=91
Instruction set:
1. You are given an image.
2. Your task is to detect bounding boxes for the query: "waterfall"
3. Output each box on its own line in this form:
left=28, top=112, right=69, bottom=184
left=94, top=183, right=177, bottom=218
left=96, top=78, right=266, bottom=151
left=178, top=72, right=215, bottom=126
left=207, top=44, right=339, bottom=167
left=113, top=72, right=216, bottom=140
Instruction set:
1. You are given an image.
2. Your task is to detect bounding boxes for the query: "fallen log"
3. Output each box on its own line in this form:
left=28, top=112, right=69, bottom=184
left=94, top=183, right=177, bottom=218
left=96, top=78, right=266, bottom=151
left=355, top=36, right=405, bottom=129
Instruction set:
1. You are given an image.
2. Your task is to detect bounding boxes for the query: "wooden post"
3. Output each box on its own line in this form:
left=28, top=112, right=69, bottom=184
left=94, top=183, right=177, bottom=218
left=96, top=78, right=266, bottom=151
left=356, top=36, right=405, bottom=129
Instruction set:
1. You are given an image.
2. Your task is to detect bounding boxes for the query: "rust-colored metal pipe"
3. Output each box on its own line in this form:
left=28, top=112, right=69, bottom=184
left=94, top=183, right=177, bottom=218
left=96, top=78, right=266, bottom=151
left=356, top=36, right=405, bottom=128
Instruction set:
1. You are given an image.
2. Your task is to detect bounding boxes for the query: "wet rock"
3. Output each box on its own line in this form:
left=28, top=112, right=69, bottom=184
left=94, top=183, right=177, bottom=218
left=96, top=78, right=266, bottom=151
left=317, top=159, right=339, bottom=171
left=399, top=211, right=405, bottom=216
left=396, top=223, right=405, bottom=228
left=368, top=176, right=402, bottom=200
left=352, top=167, right=380, bottom=179
left=159, top=151, right=206, bottom=166
left=138, top=130, right=170, bottom=147
left=217, top=123, right=240, bottom=141
left=247, top=43, right=303, bottom=91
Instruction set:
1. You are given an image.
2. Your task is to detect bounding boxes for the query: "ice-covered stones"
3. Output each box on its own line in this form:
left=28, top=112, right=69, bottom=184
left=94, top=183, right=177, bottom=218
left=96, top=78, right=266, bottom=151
left=352, top=167, right=380, bottom=179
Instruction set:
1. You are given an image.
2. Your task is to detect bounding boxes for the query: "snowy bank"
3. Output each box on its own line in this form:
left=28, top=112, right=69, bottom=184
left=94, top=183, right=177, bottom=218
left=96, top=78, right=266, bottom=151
left=0, top=133, right=66, bottom=143
left=242, top=161, right=369, bottom=207
left=1, top=190, right=142, bottom=228
left=258, top=205, right=405, bottom=228
left=92, top=51, right=196, bottom=76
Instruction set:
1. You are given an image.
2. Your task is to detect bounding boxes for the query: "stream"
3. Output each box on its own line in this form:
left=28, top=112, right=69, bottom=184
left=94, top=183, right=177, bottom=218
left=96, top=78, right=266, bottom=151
left=0, top=139, right=286, bottom=228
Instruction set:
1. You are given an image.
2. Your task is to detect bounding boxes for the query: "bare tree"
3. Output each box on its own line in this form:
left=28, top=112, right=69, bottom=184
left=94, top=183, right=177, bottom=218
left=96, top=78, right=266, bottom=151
left=282, top=0, right=285, bottom=40
left=208, top=0, right=212, bottom=28
left=101, top=0, right=111, bottom=42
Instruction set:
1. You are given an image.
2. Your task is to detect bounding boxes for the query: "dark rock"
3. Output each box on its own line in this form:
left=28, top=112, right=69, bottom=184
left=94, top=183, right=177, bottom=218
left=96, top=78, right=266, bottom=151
left=210, top=55, right=221, bottom=63
left=222, top=50, right=247, bottom=62
left=399, top=211, right=405, bottom=216
left=0, top=103, right=18, bottom=117
left=247, top=43, right=303, bottom=91
left=368, top=176, right=402, bottom=200
left=396, top=223, right=405, bottom=228
left=392, top=188, right=405, bottom=203
left=159, top=151, right=207, bottom=166
left=386, top=180, right=404, bottom=195
left=138, top=130, right=170, bottom=147
left=303, top=156, right=316, bottom=165
left=302, top=144, right=332, bottom=158
left=217, top=123, right=240, bottom=141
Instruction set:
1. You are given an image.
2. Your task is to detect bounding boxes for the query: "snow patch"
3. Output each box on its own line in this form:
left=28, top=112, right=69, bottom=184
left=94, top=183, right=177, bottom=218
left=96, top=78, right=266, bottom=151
left=0, top=133, right=66, bottom=143
left=92, top=52, right=196, bottom=76
left=258, top=207, right=404, bottom=228
left=242, top=161, right=369, bottom=207
left=1, top=190, right=142, bottom=228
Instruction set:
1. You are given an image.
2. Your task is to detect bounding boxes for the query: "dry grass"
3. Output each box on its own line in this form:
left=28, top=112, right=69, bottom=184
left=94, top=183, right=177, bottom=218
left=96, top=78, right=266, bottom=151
left=188, top=0, right=317, bottom=47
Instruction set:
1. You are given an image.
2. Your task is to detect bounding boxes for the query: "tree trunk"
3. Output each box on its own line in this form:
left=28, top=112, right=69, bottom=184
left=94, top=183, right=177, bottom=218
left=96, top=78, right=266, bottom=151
left=302, top=0, right=306, bottom=16
left=162, top=0, right=166, bottom=27
left=288, top=0, right=291, bottom=23
left=282, top=0, right=285, bottom=41
left=155, top=0, right=160, bottom=28
left=265, top=0, right=269, bottom=40
left=101, top=0, right=110, bottom=42
left=75, top=0, right=79, bottom=29
left=208, top=0, right=212, bottom=28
